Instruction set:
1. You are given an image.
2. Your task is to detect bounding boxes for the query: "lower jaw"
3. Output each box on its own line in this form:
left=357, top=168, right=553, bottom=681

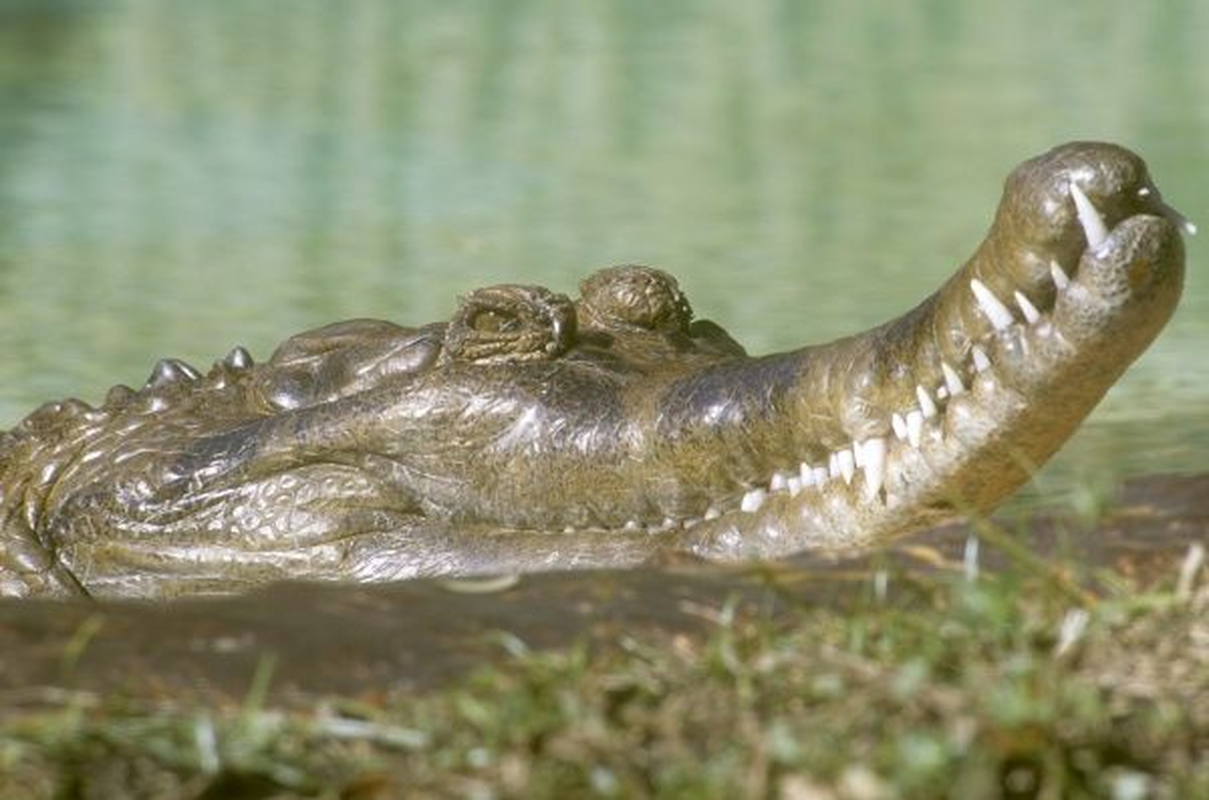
left=665, top=377, right=1082, bottom=562
left=650, top=235, right=1181, bottom=560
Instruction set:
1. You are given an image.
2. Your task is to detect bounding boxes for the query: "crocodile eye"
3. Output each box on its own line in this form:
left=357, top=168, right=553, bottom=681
left=445, top=284, right=576, bottom=364
left=471, top=310, right=521, bottom=334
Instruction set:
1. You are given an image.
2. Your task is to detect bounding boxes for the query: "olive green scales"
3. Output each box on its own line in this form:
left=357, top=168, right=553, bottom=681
left=0, top=143, right=1191, bottom=598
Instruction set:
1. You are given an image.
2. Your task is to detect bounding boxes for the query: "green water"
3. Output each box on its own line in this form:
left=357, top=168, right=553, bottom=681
left=1, top=1, right=1206, bottom=504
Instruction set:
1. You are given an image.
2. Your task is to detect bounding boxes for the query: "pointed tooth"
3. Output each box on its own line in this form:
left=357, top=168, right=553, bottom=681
left=1014, top=290, right=1041, bottom=324
left=813, top=466, right=830, bottom=487
left=969, top=279, right=1015, bottom=330
left=1069, top=182, right=1109, bottom=250
left=1157, top=199, right=1199, bottom=236
left=1137, top=186, right=1151, bottom=197
left=861, top=437, right=886, bottom=500
left=971, top=345, right=991, bottom=373
left=916, top=385, right=938, bottom=419
left=624, top=520, right=641, bottom=531
left=906, top=410, right=924, bottom=448
left=891, top=413, right=908, bottom=441
left=787, top=476, right=803, bottom=496
left=829, top=452, right=840, bottom=478
left=799, top=462, right=815, bottom=486
left=1050, top=260, right=1071, bottom=291
left=837, top=449, right=856, bottom=484
left=770, top=472, right=788, bottom=492
left=740, top=488, right=767, bottom=512
left=941, top=362, right=966, bottom=396
left=703, top=507, right=721, bottom=521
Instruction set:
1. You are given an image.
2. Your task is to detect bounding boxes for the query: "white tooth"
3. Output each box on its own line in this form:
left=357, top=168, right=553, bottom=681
left=861, top=437, right=887, bottom=500
left=936, top=386, right=948, bottom=400
left=1014, top=290, right=1041, bottom=324
left=1050, top=260, right=1071, bottom=291
left=624, top=520, right=641, bottom=531
left=787, top=476, right=803, bottom=496
left=1159, top=200, right=1199, bottom=236
left=829, top=452, right=840, bottom=478
left=799, top=462, right=815, bottom=486
left=770, top=472, right=788, bottom=491
left=971, top=345, right=991, bottom=373
left=969, top=278, right=1015, bottom=330
left=1137, top=186, right=1151, bottom=197
left=740, top=488, right=766, bottom=512
left=813, top=466, right=830, bottom=487
left=704, top=506, right=721, bottom=520
left=941, top=362, right=966, bottom=396
left=916, top=385, right=938, bottom=418
left=1069, top=182, right=1109, bottom=250
left=837, top=449, right=856, bottom=484
left=891, top=412, right=908, bottom=441
left=906, top=410, right=924, bottom=448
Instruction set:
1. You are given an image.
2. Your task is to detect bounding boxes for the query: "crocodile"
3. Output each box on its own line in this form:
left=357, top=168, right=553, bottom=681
left=0, top=142, right=1192, bottom=599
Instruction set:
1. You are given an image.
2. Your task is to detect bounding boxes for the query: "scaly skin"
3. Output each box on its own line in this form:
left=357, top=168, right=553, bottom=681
left=0, top=142, right=1191, bottom=598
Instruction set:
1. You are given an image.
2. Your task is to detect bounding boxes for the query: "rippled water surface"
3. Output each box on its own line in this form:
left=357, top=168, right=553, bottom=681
left=2, top=1, right=1206, bottom=505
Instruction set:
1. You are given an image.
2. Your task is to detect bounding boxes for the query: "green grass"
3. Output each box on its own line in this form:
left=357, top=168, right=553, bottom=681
left=2, top=553, right=1206, bottom=799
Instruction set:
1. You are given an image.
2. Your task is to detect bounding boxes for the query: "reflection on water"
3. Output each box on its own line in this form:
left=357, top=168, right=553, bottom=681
left=1, top=0, right=1206, bottom=502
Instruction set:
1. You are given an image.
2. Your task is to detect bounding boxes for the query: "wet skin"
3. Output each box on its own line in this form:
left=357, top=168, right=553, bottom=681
left=0, top=142, right=1191, bottom=598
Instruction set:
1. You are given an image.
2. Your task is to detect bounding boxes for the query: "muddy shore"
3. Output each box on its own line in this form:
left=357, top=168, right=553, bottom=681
left=0, top=473, right=1203, bottom=708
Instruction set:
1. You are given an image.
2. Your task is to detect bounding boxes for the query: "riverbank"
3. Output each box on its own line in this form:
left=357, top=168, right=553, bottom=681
left=2, top=474, right=1206, bottom=798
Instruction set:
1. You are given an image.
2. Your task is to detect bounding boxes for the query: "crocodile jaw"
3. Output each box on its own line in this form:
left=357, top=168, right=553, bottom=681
left=0, top=142, right=1190, bottom=596
left=345, top=143, right=1189, bottom=579
left=673, top=152, right=1186, bottom=560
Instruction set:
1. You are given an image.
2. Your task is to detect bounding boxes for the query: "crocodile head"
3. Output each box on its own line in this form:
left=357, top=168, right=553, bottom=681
left=0, top=142, right=1190, bottom=598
